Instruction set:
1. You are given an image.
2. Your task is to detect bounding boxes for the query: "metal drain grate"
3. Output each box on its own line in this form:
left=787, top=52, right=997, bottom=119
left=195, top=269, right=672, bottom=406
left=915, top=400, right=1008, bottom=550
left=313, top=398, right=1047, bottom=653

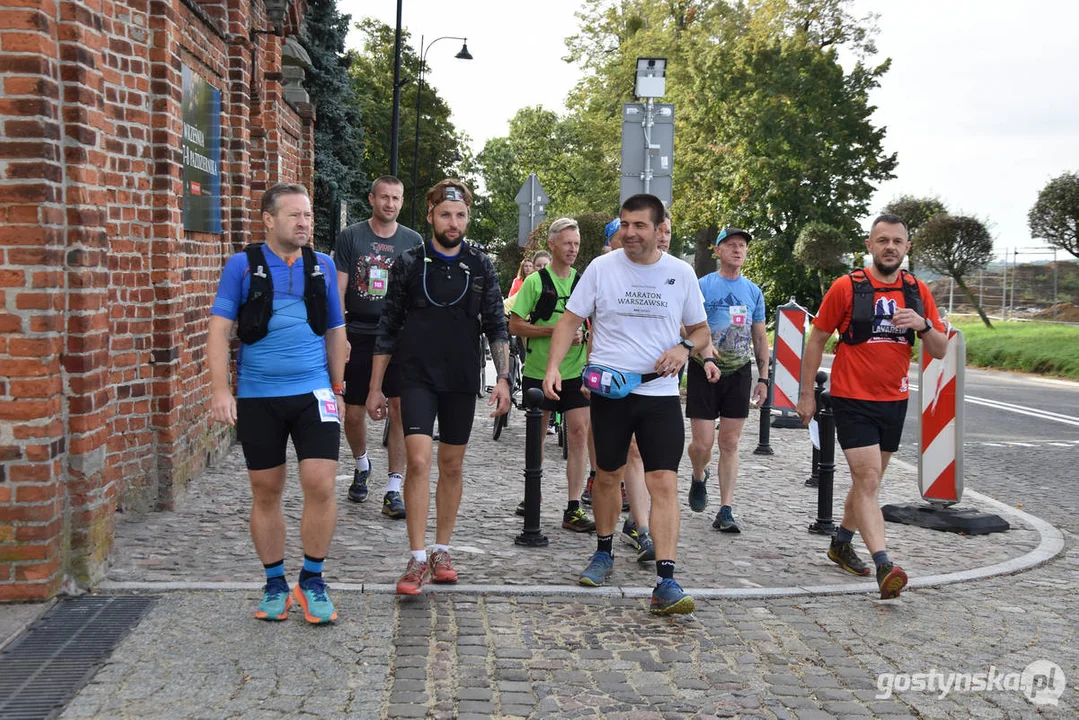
left=0, top=595, right=156, bottom=720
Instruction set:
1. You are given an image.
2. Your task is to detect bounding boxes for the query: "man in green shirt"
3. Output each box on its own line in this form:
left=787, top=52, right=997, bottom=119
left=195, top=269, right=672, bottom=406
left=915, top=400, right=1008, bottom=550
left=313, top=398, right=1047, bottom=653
left=509, top=218, right=595, bottom=532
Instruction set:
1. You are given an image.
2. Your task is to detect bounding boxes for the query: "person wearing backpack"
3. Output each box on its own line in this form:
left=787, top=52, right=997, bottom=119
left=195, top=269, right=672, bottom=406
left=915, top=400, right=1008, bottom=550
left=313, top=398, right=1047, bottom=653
left=509, top=218, right=596, bottom=534
left=797, top=213, right=947, bottom=600
left=208, top=183, right=347, bottom=625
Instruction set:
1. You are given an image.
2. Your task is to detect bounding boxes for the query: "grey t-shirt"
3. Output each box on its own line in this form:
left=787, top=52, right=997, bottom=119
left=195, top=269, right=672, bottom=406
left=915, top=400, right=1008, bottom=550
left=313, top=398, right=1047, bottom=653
left=333, top=220, right=422, bottom=334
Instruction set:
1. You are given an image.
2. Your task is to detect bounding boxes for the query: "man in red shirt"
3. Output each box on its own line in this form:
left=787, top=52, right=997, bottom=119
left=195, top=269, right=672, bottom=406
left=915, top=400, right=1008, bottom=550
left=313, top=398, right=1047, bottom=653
left=797, top=214, right=947, bottom=599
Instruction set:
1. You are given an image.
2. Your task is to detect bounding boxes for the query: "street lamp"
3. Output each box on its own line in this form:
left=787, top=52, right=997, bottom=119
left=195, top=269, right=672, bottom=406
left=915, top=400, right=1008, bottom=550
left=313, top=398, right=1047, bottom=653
left=410, top=35, right=472, bottom=230
left=389, top=0, right=403, bottom=177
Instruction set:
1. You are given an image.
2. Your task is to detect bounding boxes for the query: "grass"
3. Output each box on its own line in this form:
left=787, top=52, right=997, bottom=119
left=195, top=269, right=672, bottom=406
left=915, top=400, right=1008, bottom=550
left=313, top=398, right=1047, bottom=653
left=820, top=318, right=1079, bottom=380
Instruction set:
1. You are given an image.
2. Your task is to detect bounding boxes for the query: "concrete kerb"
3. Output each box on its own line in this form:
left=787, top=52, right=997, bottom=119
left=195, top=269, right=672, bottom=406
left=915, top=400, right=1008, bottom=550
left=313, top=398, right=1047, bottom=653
left=95, top=489, right=1063, bottom=600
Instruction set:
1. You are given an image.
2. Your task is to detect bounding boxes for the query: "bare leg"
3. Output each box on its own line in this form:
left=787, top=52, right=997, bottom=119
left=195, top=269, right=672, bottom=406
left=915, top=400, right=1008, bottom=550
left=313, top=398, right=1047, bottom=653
left=644, top=470, right=679, bottom=561
left=434, top=442, right=467, bottom=546
left=249, top=465, right=287, bottom=564
left=565, top=407, right=589, bottom=501
left=687, top=418, right=715, bottom=480
left=593, top=466, right=624, bottom=538
left=387, top=396, right=406, bottom=477
left=404, top=434, right=434, bottom=551
left=716, top=417, right=746, bottom=507
left=298, top=458, right=338, bottom=558
left=840, top=445, right=886, bottom=553
left=343, top=404, right=366, bottom=460
left=624, top=437, right=650, bottom=526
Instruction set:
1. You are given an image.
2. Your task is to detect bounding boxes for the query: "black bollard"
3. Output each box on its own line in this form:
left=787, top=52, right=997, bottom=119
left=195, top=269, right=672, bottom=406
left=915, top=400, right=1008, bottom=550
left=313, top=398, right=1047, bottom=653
left=805, top=371, right=827, bottom=487
left=808, top=389, right=836, bottom=536
left=753, top=358, right=776, bottom=455
left=515, top=387, right=549, bottom=547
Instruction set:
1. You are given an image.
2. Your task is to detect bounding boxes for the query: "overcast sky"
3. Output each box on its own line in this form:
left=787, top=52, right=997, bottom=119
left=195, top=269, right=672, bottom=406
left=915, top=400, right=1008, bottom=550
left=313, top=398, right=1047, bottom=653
left=340, top=0, right=1077, bottom=257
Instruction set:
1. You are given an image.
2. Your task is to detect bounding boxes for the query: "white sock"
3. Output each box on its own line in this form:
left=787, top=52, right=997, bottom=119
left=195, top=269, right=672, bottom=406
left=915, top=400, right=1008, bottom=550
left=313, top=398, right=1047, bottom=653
left=433, top=544, right=449, bottom=554
left=355, top=452, right=370, bottom=472
left=410, top=549, right=427, bottom=563
left=387, top=473, right=403, bottom=493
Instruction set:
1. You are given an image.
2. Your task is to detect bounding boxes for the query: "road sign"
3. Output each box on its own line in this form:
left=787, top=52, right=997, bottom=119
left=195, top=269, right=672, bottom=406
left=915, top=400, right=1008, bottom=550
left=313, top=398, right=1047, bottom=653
left=620, top=101, right=674, bottom=207
left=515, top=173, right=549, bottom=247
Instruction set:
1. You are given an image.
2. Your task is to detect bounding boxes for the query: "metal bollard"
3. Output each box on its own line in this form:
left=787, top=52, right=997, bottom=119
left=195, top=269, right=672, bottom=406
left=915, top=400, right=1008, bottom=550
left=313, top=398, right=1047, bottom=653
left=808, top=389, right=836, bottom=536
left=753, top=358, right=776, bottom=455
left=805, top=371, right=827, bottom=487
left=515, top=387, right=549, bottom=547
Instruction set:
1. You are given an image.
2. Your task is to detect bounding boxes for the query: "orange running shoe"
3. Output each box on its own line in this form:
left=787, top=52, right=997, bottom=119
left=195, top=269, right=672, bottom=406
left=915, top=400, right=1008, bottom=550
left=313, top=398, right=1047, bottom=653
left=396, top=558, right=429, bottom=595
left=429, top=550, right=458, bottom=584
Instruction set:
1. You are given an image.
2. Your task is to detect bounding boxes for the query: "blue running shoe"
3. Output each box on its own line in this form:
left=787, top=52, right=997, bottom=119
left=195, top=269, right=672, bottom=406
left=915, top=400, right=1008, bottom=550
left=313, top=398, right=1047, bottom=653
left=348, top=467, right=370, bottom=503
left=688, top=468, right=709, bottom=512
left=650, top=578, right=695, bottom=615
left=713, top=505, right=741, bottom=533
left=382, top=491, right=406, bottom=519
left=254, top=577, right=291, bottom=621
left=578, top=551, right=614, bottom=587
left=292, top=576, right=337, bottom=624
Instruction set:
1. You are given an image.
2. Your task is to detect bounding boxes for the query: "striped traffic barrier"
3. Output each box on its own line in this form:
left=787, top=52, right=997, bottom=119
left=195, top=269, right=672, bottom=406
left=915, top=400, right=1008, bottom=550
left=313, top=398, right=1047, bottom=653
left=770, top=298, right=808, bottom=429
left=919, top=325, right=965, bottom=503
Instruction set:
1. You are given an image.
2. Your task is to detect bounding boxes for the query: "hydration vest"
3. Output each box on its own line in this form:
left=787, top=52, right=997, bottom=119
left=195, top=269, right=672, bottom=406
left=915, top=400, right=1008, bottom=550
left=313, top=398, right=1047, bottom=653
left=527, top=267, right=580, bottom=323
left=236, top=244, right=329, bottom=345
left=840, top=268, right=923, bottom=346
left=405, top=242, right=488, bottom=319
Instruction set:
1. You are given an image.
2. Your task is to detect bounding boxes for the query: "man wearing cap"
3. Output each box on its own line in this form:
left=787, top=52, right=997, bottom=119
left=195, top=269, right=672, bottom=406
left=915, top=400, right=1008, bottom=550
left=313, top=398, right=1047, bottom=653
left=686, top=227, right=769, bottom=534
left=367, top=179, right=511, bottom=595
left=601, top=217, right=621, bottom=254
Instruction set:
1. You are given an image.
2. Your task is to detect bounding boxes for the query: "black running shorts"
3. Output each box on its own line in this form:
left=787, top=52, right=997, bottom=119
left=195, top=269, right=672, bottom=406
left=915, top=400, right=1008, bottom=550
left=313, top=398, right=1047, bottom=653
left=399, top=385, right=476, bottom=446
left=590, top=393, right=684, bottom=472
left=522, top=377, right=590, bottom=413
left=237, top=393, right=341, bottom=471
left=685, top=360, right=753, bottom=420
left=344, top=331, right=402, bottom=406
left=830, top=396, right=908, bottom=453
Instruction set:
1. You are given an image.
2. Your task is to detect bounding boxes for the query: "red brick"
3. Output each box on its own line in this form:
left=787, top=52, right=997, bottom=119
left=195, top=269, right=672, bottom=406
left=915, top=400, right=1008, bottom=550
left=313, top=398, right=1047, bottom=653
left=10, top=376, right=61, bottom=399
left=0, top=9, right=51, bottom=32
left=9, top=336, right=62, bottom=357
left=0, top=500, right=59, bottom=522
left=14, top=292, right=63, bottom=311
left=16, top=556, right=61, bottom=582
left=0, top=31, right=54, bottom=54
left=14, top=484, right=59, bottom=503
left=15, top=517, right=62, bottom=542
left=0, top=269, right=25, bottom=287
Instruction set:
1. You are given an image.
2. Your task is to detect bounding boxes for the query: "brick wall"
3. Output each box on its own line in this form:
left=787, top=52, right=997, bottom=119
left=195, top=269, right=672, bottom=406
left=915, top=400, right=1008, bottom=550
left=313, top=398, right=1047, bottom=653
left=0, top=0, right=314, bottom=600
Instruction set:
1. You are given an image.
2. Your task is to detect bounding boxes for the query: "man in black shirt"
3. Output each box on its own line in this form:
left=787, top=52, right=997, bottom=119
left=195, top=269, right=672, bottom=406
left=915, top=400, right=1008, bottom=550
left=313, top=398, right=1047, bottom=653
left=367, top=179, right=511, bottom=595
left=334, top=176, right=421, bottom=517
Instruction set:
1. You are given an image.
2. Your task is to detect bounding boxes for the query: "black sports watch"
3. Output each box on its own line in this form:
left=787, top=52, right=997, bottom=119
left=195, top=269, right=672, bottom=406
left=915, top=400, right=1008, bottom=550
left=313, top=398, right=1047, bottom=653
left=757, top=377, right=769, bottom=385
left=918, top=317, right=932, bottom=335
left=678, top=338, right=695, bottom=352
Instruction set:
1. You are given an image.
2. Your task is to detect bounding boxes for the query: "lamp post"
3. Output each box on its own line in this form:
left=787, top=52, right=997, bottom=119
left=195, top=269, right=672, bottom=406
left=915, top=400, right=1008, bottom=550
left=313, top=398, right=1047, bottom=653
left=409, top=35, right=472, bottom=230
left=389, top=0, right=403, bottom=177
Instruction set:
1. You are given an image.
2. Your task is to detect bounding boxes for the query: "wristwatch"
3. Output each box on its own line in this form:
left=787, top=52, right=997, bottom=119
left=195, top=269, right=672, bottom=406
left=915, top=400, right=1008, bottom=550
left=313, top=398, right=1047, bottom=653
left=703, top=357, right=720, bottom=367
left=678, top=338, right=695, bottom=352
left=918, top=317, right=932, bottom=335
left=757, top=378, right=769, bottom=385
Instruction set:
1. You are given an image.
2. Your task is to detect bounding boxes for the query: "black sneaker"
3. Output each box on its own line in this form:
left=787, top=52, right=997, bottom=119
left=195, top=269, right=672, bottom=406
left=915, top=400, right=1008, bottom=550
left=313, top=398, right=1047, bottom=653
left=876, top=562, right=908, bottom=600
left=581, top=472, right=595, bottom=507
left=515, top=497, right=541, bottom=517
left=347, top=467, right=370, bottom=503
left=688, top=468, right=709, bottom=512
left=620, top=517, right=640, bottom=551
left=562, top=507, right=595, bottom=533
left=828, top=542, right=871, bottom=576
left=381, top=491, right=406, bottom=519
left=712, top=505, right=740, bottom=533
left=636, top=530, right=655, bottom=563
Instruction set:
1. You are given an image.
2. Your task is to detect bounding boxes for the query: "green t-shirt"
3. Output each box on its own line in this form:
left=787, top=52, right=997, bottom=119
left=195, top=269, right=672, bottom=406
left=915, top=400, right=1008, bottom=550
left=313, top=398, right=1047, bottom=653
left=511, top=268, right=587, bottom=380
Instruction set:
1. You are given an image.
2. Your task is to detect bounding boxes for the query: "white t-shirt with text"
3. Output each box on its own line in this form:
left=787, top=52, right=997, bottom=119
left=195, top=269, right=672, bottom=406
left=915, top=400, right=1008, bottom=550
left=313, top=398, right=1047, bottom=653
left=567, top=249, right=706, bottom=397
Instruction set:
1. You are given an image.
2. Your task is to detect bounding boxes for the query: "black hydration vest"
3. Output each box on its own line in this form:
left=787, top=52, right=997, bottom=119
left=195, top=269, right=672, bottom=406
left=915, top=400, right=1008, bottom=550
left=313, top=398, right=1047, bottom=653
left=527, top=267, right=581, bottom=323
left=840, top=268, right=923, bottom=346
left=236, top=244, right=329, bottom=345
left=406, top=243, right=487, bottom=319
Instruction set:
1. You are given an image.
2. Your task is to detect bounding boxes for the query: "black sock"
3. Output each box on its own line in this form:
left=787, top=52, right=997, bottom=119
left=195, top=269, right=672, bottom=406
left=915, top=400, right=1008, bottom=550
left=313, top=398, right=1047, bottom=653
left=597, top=534, right=613, bottom=555
left=872, top=550, right=890, bottom=569
left=567, top=500, right=580, bottom=513
left=833, top=525, right=855, bottom=546
left=298, top=554, right=325, bottom=584
left=657, top=560, right=675, bottom=581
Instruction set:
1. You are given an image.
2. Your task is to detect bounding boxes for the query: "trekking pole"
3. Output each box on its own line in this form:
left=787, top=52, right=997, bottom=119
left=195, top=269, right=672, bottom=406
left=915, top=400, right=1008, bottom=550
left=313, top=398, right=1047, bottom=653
left=752, top=357, right=775, bottom=456
left=515, top=387, right=549, bottom=547
left=808, top=389, right=836, bottom=536
left=805, top=371, right=827, bottom=487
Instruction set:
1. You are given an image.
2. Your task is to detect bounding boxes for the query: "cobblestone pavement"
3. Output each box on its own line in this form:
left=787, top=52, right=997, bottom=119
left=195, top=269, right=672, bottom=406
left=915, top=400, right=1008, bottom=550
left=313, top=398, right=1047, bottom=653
left=14, top=402, right=1079, bottom=717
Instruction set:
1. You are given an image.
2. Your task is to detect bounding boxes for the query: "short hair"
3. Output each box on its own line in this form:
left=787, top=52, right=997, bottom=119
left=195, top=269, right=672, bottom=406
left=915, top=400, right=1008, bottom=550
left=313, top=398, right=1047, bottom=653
left=620, top=193, right=665, bottom=227
left=370, top=175, right=404, bottom=195
left=871, top=213, right=909, bottom=235
left=547, top=217, right=579, bottom=240
left=532, top=250, right=551, bottom=263
left=261, top=183, right=309, bottom=215
left=426, top=179, right=473, bottom=208
left=663, top=208, right=672, bottom=222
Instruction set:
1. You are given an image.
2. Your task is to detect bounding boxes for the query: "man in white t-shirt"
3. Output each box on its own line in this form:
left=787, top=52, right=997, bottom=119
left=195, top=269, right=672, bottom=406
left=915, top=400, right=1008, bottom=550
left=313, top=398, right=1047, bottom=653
left=543, top=193, right=717, bottom=615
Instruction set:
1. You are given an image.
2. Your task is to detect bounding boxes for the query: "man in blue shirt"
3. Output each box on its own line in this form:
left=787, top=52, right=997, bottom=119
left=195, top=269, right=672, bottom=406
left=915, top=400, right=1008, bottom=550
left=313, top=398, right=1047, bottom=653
left=208, top=183, right=347, bottom=624
left=686, top=228, right=770, bottom=533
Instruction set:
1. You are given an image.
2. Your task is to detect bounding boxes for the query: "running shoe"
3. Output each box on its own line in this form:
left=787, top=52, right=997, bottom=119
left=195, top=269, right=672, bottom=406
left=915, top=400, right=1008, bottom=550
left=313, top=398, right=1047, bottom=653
left=515, top=497, right=542, bottom=517
left=581, top=471, right=595, bottom=506
left=621, top=483, right=630, bottom=512
left=650, top=578, right=695, bottom=615
left=291, top=576, right=337, bottom=624
left=254, top=577, right=291, bottom=621
left=562, top=507, right=596, bottom=533
left=381, top=490, right=406, bottom=519
left=688, top=468, right=710, bottom=512
left=578, top=551, right=614, bottom=587
left=828, top=542, right=871, bottom=576
left=396, top=558, right=429, bottom=595
left=712, top=505, right=741, bottom=533
left=347, top=467, right=370, bottom=503
left=429, top=550, right=458, bottom=584
left=636, top=530, right=656, bottom=563
left=620, top=517, right=641, bottom=550
left=876, top=562, right=908, bottom=600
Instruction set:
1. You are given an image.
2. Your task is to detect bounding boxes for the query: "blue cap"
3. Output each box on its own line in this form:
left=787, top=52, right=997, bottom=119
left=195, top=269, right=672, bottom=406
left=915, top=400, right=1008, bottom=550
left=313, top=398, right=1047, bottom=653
left=604, top=217, right=621, bottom=244
left=715, top=227, right=752, bottom=246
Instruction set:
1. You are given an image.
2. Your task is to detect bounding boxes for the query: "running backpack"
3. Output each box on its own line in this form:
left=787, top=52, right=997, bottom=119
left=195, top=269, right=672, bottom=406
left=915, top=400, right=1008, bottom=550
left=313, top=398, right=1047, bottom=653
left=528, top=267, right=580, bottom=323
left=404, top=242, right=487, bottom=318
left=840, top=268, right=923, bottom=346
left=236, top=244, right=329, bottom=344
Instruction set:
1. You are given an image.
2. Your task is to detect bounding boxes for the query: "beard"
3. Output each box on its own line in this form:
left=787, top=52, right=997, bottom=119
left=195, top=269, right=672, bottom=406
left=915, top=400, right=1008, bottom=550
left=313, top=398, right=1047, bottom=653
left=874, top=256, right=902, bottom=275
left=434, top=229, right=463, bottom=249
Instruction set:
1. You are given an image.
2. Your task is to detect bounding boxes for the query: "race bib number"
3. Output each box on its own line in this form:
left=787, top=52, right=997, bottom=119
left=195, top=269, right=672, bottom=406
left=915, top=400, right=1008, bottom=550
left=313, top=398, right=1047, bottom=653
left=730, top=305, right=748, bottom=327
left=313, top=388, right=341, bottom=424
left=369, top=267, right=389, bottom=297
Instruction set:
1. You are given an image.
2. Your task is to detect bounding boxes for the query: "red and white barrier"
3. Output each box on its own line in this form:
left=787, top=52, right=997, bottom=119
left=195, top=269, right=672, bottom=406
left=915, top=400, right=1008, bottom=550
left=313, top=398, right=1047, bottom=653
left=918, top=326, right=965, bottom=504
left=771, top=302, right=807, bottom=411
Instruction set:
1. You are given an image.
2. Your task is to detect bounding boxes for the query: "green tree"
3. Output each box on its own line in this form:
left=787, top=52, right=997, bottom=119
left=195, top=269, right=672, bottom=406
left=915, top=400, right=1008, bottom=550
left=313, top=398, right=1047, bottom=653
left=1029, top=172, right=1079, bottom=259
left=347, top=19, right=470, bottom=232
left=915, top=215, right=995, bottom=328
left=794, top=221, right=856, bottom=296
left=299, top=0, right=368, bottom=252
left=881, top=195, right=947, bottom=273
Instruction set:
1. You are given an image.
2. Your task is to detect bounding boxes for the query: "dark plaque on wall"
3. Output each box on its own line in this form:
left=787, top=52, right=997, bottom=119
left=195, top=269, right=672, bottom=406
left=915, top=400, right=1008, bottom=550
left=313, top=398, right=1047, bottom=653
left=181, top=64, right=222, bottom=234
